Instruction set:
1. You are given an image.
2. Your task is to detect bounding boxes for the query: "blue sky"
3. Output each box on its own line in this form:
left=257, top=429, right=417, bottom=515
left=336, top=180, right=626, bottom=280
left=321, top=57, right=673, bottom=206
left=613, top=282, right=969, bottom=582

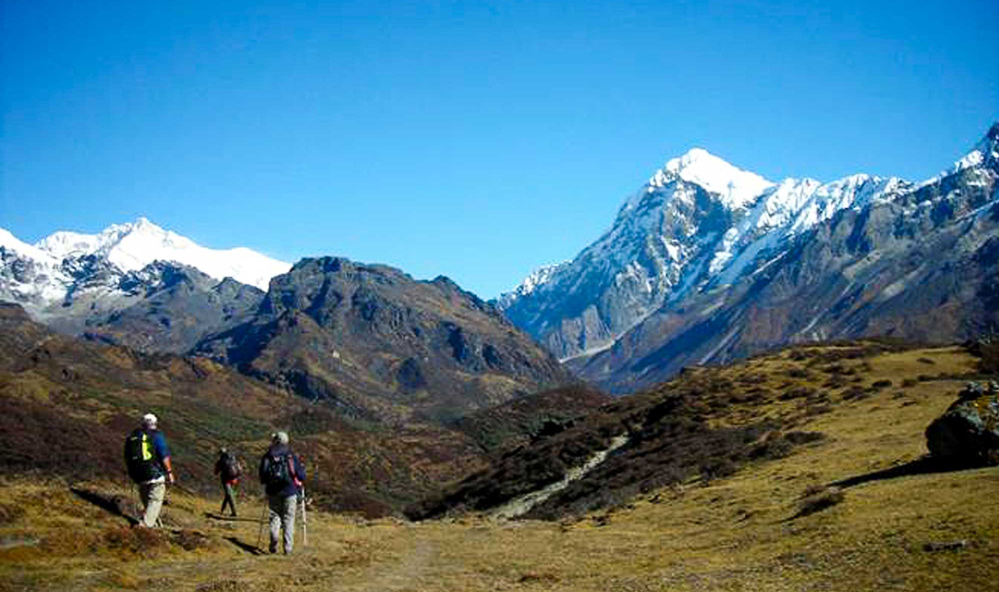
left=2, top=0, right=997, bottom=298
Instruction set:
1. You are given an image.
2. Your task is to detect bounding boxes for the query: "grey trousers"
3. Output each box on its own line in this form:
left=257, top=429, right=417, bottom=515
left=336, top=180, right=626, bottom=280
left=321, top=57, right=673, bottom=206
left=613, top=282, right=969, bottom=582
left=268, top=494, right=297, bottom=554
left=139, top=481, right=166, bottom=528
left=220, top=482, right=237, bottom=516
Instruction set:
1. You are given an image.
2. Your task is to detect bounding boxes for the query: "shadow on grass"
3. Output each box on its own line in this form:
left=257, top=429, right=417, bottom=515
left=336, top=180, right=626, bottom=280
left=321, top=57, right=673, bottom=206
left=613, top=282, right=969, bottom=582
left=831, top=456, right=984, bottom=489
left=225, top=536, right=266, bottom=555
left=70, top=486, right=139, bottom=526
left=204, top=512, right=265, bottom=523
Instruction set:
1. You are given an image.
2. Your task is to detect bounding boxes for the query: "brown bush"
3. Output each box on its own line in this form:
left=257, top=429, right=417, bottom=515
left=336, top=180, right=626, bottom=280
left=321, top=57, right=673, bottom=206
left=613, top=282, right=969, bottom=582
left=842, top=386, right=872, bottom=401
left=102, top=526, right=170, bottom=559
left=780, top=386, right=816, bottom=401
left=0, top=396, right=122, bottom=480
left=0, top=502, right=25, bottom=525
left=975, top=341, right=999, bottom=374
left=749, top=437, right=794, bottom=461
left=785, top=431, right=825, bottom=445
left=195, top=580, right=250, bottom=592
left=796, top=487, right=845, bottom=518
left=172, top=529, right=215, bottom=552
left=785, top=367, right=813, bottom=379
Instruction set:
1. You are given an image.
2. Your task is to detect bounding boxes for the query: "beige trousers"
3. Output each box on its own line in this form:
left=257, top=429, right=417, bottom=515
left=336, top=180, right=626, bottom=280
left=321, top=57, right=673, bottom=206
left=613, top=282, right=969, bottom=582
left=268, top=494, right=297, bottom=554
left=139, top=481, right=166, bottom=527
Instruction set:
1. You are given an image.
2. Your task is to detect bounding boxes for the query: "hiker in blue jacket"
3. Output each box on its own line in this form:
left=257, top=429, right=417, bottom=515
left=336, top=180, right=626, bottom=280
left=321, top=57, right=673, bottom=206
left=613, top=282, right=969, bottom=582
left=123, top=413, right=175, bottom=528
left=258, top=431, right=306, bottom=554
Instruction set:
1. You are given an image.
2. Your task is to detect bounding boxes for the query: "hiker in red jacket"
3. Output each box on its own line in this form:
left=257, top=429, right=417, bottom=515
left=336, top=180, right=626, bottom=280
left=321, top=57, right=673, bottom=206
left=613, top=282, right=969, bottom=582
left=213, top=447, right=242, bottom=517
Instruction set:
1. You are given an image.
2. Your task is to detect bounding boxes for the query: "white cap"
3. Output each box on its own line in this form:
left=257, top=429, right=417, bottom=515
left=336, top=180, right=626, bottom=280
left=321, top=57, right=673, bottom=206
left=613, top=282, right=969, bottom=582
left=142, top=413, right=158, bottom=428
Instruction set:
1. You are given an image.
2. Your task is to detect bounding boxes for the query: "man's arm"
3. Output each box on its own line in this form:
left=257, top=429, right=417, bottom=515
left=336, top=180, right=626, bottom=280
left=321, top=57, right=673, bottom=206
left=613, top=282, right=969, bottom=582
left=153, top=432, right=175, bottom=484
left=294, top=455, right=306, bottom=483
left=163, top=455, right=175, bottom=484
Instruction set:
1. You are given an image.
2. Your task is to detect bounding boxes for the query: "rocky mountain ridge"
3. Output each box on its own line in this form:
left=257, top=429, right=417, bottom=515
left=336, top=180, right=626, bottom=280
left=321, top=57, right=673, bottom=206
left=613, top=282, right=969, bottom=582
left=500, top=123, right=999, bottom=391
left=195, top=256, right=573, bottom=423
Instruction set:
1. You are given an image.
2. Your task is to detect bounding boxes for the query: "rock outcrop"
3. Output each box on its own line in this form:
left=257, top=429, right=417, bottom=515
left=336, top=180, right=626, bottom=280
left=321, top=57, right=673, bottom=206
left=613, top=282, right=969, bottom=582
left=926, top=382, right=999, bottom=465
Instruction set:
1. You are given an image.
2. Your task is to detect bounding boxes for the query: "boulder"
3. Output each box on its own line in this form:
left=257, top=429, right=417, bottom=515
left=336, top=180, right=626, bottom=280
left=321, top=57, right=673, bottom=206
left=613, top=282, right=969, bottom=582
left=925, top=382, right=999, bottom=465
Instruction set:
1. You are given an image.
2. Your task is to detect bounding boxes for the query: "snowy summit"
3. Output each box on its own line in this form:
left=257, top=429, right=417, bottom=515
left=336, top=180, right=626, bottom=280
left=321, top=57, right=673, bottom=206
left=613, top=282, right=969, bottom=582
left=1, top=218, right=292, bottom=315
left=649, top=148, right=775, bottom=210
left=32, top=217, right=290, bottom=291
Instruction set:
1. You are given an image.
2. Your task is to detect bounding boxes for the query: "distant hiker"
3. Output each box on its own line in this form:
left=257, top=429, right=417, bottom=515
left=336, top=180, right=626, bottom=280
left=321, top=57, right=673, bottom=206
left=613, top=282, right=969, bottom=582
left=259, top=431, right=306, bottom=554
left=214, top=447, right=243, bottom=517
left=123, top=413, right=175, bottom=528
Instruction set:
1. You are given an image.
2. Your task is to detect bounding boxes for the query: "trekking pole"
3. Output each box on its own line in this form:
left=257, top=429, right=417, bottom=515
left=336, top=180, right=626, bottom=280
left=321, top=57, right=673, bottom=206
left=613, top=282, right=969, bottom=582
left=301, top=486, right=307, bottom=549
left=255, top=494, right=269, bottom=552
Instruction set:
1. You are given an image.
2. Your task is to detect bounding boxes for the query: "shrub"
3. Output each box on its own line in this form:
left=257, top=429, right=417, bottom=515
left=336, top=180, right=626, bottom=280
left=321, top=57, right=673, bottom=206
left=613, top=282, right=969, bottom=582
left=784, top=431, right=825, bottom=445
left=196, top=580, right=248, bottom=592
left=871, top=379, right=893, bottom=389
left=824, top=375, right=849, bottom=389
left=700, top=458, right=738, bottom=481
left=796, top=487, right=845, bottom=518
left=786, top=367, right=812, bottom=379
left=976, top=341, right=999, bottom=374
left=779, top=386, right=816, bottom=401
left=749, top=437, right=793, bottom=460
left=841, top=386, right=871, bottom=401
left=102, top=526, right=169, bottom=560
left=0, top=503, right=25, bottom=525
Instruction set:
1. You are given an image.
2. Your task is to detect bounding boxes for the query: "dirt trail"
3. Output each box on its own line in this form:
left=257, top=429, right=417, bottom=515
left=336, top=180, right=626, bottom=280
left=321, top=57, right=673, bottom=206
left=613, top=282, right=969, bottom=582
left=490, top=434, right=629, bottom=520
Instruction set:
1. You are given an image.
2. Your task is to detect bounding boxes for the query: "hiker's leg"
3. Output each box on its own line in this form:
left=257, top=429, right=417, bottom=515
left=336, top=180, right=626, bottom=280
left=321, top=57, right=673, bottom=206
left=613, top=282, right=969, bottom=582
left=281, top=495, right=297, bottom=554
left=267, top=495, right=281, bottom=553
left=138, top=482, right=152, bottom=524
left=221, top=483, right=235, bottom=515
left=142, top=482, right=165, bottom=528
left=226, top=482, right=238, bottom=516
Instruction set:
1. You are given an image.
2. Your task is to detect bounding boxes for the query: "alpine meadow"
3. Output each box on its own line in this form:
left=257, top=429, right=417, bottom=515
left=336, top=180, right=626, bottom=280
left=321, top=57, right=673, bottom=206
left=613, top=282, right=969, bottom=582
left=2, top=1, right=998, bottom=591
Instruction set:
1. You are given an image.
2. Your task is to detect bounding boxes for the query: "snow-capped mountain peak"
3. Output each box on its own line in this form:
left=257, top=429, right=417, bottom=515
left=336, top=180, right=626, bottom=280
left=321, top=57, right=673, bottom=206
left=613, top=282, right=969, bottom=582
left=1, top=228, right=58, bottom=264
left=954, top=122, right=999, bottom=173
left=32, top=217, right=290, bottom=291
left=649, top=148, right=775, bottom=210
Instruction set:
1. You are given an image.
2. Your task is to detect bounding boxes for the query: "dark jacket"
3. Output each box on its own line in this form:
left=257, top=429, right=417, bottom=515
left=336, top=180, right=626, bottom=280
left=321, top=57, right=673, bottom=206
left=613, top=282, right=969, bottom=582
left=258, top=443, right=306, bottom=498
left=214, top=452, right=241, bottom=484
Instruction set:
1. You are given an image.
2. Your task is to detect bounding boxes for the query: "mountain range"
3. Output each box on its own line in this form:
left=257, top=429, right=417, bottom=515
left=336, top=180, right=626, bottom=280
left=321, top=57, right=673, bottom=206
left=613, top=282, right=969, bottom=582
left=0, top=220, right=571, bottom=421
left=0, top=218, right=286, bottom=351
left=499, top=122, right=999, bottom=391
left=2, top=123, right=996, bottom=399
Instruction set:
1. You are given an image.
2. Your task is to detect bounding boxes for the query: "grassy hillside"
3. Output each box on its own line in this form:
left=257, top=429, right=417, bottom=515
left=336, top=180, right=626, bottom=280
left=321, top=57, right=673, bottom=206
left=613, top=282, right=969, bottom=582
left=1, top=340, right=997, bottom=591
left=0, top=302, right=488, bottom=517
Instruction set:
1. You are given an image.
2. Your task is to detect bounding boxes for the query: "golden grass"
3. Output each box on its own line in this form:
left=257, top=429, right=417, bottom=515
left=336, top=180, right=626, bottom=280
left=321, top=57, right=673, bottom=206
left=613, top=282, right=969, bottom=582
left=1, top=345, right=997, bottom=591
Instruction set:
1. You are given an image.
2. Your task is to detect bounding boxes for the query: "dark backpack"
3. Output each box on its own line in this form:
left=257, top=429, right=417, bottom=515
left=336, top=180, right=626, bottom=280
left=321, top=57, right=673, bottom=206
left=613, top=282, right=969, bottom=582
left=261, top=452, right=292, bottom=488
left=220, top=452, right=242, bottom=480
left=124, top=428, right=161, bottom=483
